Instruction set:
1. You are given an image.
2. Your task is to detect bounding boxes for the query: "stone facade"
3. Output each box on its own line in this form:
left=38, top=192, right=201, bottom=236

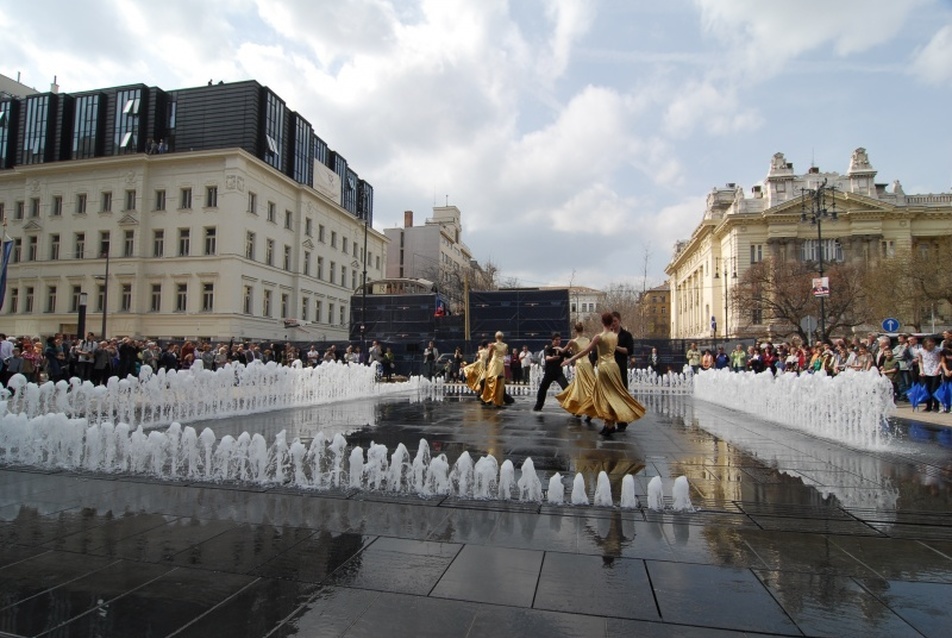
left=665, top=148, right=952, bottom=340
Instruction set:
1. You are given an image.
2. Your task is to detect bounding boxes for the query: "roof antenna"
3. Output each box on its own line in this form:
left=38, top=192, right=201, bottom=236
left=445, top=194, right=449, bottom=206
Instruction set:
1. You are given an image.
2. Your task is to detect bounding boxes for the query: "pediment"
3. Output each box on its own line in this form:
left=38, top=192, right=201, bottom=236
left=117, top=214, right=139, bottom=226
left=767, top=191, right=896, bottom=217
left=21, top=219, right=43, bottom=232
left=302, top=238, right=315, bottom=250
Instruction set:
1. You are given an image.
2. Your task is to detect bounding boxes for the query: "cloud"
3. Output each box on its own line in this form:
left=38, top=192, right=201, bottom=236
left=694, top=0, right=928, bottom=77
left=910, top=23, right=952, bottom=85
left=662, top=80, right=763, bottom=138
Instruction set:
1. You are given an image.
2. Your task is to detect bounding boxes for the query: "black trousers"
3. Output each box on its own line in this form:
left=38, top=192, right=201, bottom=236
left=535, top=369, right=568, bottom=408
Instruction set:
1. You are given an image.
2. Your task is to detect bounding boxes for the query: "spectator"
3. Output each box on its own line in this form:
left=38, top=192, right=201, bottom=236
left=714, top=347, right=730, bottom=370
left=729, top=344, right=747, bottom=372
left=686, top=343, right=701, bottom=374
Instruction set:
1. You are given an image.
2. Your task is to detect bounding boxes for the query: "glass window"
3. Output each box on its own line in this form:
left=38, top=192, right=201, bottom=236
left=120, top=284, right=132, bottom=312
left=302, top=297, right=309, bottom=321
left=28, top=198, right=39, bottom=217
left=266, top=239, right=274, bottom=266
left=99, top=231, right=110, bottom=258
left=284, top=210, right=292, bottom=229
left=123, top=229, right=134, bottom=257
left=96, top=284, right=105, bottom=312
left=101, top=191, right=112, bottom=213
left=14, top=201, right=23, bottom=220
left=49, top=234, right=60, bottom=260
left=205, top=185, right=217, bottom=208
left=315, top=299, right=322, bottom=323
left=292, top=116, right=314, bottom=185
left=150, top=283, right=161, bottom=312
left=248, top=192, right=257, bottom=214
left=76, top=193, right=87, bottom=214
left=329, top=302, right=335, bottom=324
left=204, top=227, right=216, bottom=255
left=46, top=285, right=57, bottom=313
left=201, top=283, right=214, bottom=312
left=281, top=293, right=289, bottom=318
left=283, top=245, right=291, bottom=271
left=263, top=289, right=272, bottom=317
left=178, top=228, right=190, bottom=256
left=70, top=286, right=81, bottom=313
left=75, top=233, right=85, bottom=259
left=155, top=189, right=166, bottom=211
left=72, top=94, right=100, bottom=159
left=124, top=189, right=136, bottom=211
left=113, top=88, right=141, bottom=154
left=52, top=196, right=62, bottom=216
left=175, top=283, right=187, bottom=312
left=8, top=288, right=17, bottom=314
left=303, top=251, right=311, bottom=277
left=179, top=187, right=192, bottom=209
left=25, top=286, right=35, bottom=313
left=245, top=231, right=255, bottom=260
left=153, top=229, right=164, bottom=257
left=267, top=201, right=276, bottom=222
left=318, top=225, right=325, bottom=242
left=305, top=217, right=312, bottom=236
left=330, top=261, right=336, bottom=285
left=22, top=95, right=50, bottom=164
left=330, top=231, right=337, bottom=248
left=317, top=256, right=324, bottom=280
left=263, top=91, right=285, bottom=171
left=243, top=286, right=253, bottom=314
left=27, top=236, right=37, bottom=261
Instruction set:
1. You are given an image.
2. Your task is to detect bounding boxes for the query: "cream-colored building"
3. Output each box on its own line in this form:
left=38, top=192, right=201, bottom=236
left=384, top=206, right=490, bottom=311
left=0, top=148, right=386, bottom=342
left=666, top=148, right=952, bottom=340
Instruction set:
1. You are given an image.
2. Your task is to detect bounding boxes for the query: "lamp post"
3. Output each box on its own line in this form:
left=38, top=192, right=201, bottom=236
left=714, top=256, right=737, bottom=343
left=360, top=212, right=369, bottom=356
left=800, top=178, right=838, bottom=341
left=77, top=292, right=88, bottom=338
left=100, top=248, right=110, bottom=339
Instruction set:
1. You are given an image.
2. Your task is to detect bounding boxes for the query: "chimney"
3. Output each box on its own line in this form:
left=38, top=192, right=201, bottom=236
left=808, top=166, right=820, bottom=174
left=50, top=75, right=59, bottom=94
left=403, top=210, right=414, bottom=228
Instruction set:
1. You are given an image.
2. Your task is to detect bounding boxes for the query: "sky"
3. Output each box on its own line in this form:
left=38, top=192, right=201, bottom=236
left=2, top=0, right=951, bottom=290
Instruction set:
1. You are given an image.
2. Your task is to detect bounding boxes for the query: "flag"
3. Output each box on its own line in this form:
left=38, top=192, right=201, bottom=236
left=0, top=234, right=13, bottom=312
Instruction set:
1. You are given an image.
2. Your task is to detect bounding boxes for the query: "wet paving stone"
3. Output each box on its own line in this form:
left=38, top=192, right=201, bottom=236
left=253, top=529, right=370, bottom=583
left=99, top=516, right=241, bottom=563
left=753, top=568, right=922, bottom=638
left=861, top=578, right=952, bottom=638
left=534, top=552, right=658, bottom=620
left=647, top=561, right=800, bottom=634
left=430, top=544, right=543, bottom=607
left=35, top=567, right=256, bottom=637
left=0, top=550, right=115, bottom=611
left=169, top=522, right=316, bottom=573
left=328, top=537, right=461, bottom=595
left=0, top=559, right=171, bottom=637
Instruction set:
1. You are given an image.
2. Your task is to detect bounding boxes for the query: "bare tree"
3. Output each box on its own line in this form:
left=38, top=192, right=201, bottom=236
left=732, top=257, right=870, bottom=342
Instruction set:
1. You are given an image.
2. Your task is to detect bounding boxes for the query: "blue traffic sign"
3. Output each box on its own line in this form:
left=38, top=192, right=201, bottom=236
left=881, top=317, right=900, bottom=332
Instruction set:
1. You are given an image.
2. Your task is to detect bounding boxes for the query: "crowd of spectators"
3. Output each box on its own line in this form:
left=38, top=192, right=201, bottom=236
left=688, top=330, right=952, bottom=413
left=0, top=333, right=379, bottom=391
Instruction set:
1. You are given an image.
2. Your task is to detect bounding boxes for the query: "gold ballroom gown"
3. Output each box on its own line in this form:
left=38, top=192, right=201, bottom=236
left=481, top=340, right=508, bottom=406
left=463, top=346, right=487, bottom=394
left=575, top=330, right=645, bottom=424
left=556, top=336, right=596, bottom=415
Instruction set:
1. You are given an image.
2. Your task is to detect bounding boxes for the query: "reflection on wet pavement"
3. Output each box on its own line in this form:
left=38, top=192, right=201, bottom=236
left=1, top=392, right=950, bottom=636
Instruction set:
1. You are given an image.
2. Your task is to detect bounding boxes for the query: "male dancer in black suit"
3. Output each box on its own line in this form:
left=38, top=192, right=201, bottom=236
left=533, top=333, right=569, bottom=411
left=611, top=311, right=635, bottom=430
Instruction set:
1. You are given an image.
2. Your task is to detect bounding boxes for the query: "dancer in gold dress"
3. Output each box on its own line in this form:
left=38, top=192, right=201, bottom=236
left=556, top=322, right=596, bottom=417
left=562, top=312, right=646, bottom=435
left=481, top=331, right=508, bottom=407
left=463, top=341, right=489, bottom=396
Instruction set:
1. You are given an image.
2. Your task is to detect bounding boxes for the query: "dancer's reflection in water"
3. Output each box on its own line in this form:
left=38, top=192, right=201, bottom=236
left=586, top=509, right=637, bottom=566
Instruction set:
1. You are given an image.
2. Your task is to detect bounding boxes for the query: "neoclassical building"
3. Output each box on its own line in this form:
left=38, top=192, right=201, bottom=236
left=666, top=148, right=952, bottom=340
left=0, top=77, right=386, bottom=342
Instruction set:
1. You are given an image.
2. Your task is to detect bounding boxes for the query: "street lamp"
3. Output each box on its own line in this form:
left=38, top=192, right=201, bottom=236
left=359, top=210, right=369, bottom=356
left=77, top=291, right=88, bottom=338
left=714, top=256, right=737, bottom=342
left=100, top=248, right=110, bottom=339
left=800, top=178, right=838, bottom=341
